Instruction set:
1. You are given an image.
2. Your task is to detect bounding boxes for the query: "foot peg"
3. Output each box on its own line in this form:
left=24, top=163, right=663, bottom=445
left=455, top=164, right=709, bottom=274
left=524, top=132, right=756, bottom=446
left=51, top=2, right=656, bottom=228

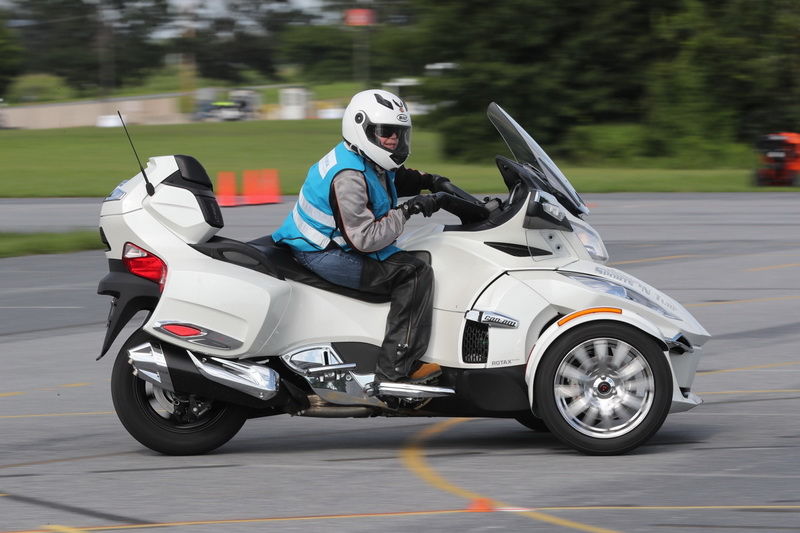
left=364, top=381, right=455, bottom=399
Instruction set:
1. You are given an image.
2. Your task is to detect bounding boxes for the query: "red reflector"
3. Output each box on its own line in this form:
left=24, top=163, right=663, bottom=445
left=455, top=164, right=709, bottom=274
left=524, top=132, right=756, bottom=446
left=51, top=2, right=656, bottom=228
left=122, top=243, right=167, bottom=291
left=161, top=324, right=203, bottom=337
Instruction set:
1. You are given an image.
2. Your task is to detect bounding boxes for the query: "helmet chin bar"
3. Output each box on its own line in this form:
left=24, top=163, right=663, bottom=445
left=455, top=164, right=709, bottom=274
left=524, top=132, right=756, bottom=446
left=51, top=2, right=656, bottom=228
left=390, top=151, right=409, bottom=166
left=345, top=140, right=407, bottom=171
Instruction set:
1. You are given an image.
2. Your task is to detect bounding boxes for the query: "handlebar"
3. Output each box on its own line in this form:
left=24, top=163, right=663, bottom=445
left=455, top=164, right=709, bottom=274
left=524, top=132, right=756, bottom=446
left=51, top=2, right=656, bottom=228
left=431, top=190, right=491, bottom=224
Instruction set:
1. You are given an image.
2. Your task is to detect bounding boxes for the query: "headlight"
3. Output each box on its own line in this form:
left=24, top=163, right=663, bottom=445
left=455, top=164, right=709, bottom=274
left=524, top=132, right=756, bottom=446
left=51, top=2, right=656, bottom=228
left=563, top=273, right=680, bottom=319
left=571, top=220, right=609, bottom=264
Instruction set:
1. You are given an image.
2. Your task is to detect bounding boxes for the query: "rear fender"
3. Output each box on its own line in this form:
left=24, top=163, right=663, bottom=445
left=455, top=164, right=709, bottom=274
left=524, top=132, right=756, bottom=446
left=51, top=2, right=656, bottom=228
left=97, top=259, right=161, bottom=358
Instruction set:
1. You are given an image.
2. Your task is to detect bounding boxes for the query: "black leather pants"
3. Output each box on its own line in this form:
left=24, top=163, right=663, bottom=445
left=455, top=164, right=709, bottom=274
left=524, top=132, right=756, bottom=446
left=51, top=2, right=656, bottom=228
left=359, top=252, right=434, bottom=381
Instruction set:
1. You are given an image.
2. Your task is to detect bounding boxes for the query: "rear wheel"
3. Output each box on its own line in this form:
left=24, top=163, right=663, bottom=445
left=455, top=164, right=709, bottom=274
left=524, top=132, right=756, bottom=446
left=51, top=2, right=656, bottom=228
left=111, top=329, right=248, bottom=455
left=534, top=323, right=672, bottom=455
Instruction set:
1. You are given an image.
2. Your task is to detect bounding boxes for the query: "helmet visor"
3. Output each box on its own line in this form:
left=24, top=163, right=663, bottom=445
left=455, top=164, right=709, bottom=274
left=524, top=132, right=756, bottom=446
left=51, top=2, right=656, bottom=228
left=366, top=122, right=411, bottom=165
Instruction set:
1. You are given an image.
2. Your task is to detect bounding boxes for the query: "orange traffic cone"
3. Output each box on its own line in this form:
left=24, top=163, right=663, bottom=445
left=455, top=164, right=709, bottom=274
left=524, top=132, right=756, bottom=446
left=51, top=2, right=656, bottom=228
left=216, top=171, right=239, bottom=207
left=242, top=169, right=282, bottom=205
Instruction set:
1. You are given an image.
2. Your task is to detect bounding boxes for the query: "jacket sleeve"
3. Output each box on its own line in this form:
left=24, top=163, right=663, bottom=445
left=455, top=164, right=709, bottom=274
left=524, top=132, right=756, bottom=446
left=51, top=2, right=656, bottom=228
left=331, top=170, right=407, bottom=253
left=393, top=166, right=434, bottom=197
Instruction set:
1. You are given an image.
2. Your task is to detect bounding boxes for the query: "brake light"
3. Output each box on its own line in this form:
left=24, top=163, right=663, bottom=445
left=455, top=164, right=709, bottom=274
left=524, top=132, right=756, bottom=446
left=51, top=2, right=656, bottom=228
left=123, top=243, right=167, bottom=292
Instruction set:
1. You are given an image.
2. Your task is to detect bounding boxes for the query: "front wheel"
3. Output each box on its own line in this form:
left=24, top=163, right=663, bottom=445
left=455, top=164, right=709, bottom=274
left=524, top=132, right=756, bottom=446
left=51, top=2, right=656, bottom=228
left=111, top=329, right=248, bottom=455
left=534, top=322, right=672, bottom=455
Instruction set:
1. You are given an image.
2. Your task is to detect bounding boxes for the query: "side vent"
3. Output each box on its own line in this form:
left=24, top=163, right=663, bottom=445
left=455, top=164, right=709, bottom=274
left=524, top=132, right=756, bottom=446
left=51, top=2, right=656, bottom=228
left=485, top=241, right=551, bottom=257
left=462, top=322, right=489, bottom=364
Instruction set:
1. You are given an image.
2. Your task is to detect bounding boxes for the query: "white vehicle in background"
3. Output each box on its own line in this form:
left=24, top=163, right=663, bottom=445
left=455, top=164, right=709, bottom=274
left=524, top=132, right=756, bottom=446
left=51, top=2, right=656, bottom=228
left=97, top=103, right=710, bottom=456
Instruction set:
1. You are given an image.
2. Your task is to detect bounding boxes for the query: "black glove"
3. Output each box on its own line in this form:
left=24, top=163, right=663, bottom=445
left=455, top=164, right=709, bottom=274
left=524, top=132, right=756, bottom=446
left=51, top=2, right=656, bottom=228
left=399, top=194, right=441, bottom=219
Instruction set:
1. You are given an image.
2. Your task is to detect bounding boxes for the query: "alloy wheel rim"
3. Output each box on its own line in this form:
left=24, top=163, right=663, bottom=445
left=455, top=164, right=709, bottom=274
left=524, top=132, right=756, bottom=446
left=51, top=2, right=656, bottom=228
left=553, top=338, right=655, bottom=439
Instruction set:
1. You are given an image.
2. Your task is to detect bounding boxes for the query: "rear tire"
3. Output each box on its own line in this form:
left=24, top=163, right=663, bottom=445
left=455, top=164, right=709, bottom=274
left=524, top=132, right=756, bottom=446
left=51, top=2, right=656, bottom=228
left=534, top=322, right=672, bottom=455
left=111, top=329, right=248, bottom=455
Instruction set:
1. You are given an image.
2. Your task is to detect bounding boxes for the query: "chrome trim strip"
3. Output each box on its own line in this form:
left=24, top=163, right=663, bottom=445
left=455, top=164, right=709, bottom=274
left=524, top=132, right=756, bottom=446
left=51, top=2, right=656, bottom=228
left=305, top=363, right=358, bottom=375
left=364, top=381, right=455, bottom=399
left=666, top=334, right=694, bottom=354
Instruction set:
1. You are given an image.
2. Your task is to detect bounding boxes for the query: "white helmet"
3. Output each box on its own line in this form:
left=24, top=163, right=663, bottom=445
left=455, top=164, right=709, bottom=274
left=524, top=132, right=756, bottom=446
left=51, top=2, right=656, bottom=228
left=342, top=89, right=411, bottom=171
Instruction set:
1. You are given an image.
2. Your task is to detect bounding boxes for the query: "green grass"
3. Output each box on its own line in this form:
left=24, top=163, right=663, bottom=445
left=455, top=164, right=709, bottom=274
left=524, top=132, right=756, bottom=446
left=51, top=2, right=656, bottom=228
left=0, top=116, right=796, bottom=258
left=0, top=231, right=103, bottom=258
left=0, top=118, right=783, bottom=197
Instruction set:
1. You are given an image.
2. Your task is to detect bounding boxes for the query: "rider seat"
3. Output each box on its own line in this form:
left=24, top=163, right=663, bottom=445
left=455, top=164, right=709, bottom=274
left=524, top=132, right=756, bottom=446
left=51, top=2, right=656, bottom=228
left=192, top=235, right=391, bottom=304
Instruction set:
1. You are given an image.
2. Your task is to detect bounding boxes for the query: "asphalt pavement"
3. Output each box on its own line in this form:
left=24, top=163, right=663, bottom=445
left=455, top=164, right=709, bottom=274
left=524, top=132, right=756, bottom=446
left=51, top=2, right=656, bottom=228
left=1, top=193, right=800, bottom=533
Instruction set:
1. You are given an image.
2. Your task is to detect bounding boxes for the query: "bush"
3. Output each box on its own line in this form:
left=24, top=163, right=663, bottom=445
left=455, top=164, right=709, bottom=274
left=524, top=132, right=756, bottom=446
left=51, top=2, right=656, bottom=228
left=560, top=123, right=756, bottom=169
left=6, top=73, right=75, bottom=103
left=560, top=124, right=650, bottom=165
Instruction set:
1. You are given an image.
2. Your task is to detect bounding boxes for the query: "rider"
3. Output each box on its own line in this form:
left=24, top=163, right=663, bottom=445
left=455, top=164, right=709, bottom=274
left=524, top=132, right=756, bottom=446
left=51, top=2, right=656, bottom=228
left=272, top=89, right=452, bottom=386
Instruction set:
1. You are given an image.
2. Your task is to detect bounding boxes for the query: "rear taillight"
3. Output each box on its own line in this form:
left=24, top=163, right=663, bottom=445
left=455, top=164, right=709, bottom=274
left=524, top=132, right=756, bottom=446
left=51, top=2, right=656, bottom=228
left=123, top=243, right=167, bottom=292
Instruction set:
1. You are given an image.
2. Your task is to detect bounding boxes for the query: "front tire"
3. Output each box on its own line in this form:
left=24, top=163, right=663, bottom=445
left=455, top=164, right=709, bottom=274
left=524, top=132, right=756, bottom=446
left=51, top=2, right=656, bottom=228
left=534, top=322, right=672, bottom=455
left=111, top=329, right=248, bottom=455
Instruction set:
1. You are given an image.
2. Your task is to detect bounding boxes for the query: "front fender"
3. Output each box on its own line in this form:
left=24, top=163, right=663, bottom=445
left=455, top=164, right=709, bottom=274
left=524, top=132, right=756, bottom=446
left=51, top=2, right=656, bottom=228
left=524, top=308, right=689, bottom=415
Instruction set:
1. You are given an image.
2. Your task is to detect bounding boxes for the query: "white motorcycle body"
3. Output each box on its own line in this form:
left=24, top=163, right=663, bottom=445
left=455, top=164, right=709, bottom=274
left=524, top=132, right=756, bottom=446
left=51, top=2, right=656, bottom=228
left=98, top=104, right=709, bottom=456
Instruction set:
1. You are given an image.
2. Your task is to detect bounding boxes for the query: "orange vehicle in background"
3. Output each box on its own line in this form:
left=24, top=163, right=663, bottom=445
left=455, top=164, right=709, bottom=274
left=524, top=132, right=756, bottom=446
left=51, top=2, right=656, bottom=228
left=755, top=133, right=800, bottom=186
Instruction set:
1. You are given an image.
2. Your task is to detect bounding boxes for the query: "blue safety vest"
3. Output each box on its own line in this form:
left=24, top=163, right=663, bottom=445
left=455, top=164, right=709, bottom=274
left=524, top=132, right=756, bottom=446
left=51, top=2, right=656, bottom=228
left=273, top=142, right=401, bottom=260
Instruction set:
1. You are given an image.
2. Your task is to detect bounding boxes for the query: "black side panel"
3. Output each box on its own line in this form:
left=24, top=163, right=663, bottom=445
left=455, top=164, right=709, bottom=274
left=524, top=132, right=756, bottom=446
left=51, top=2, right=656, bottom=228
left=428, top=365, right=530, bottom=416
left=97, top=259, right=161, bottom=358
left=331, top=342, right=381, bottom=373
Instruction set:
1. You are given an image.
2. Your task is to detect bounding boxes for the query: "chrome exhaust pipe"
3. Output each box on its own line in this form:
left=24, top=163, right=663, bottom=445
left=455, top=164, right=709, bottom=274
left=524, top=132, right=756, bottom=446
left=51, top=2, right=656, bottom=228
left=188, top=352, right=279, bottom=401
left=128, top=342, right=175, bottom=392
left=127, top=341, right=280, bottom=403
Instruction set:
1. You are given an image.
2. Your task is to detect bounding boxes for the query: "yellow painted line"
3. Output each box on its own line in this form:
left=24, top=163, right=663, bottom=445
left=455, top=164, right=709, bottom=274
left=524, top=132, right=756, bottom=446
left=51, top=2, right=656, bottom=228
left=1, top=383, right=92, bottom=397
left=528, top=505, right=800, bottom=512
left=687, top=295, right=800, bottom=307
left=402, top=419, right=482, bottom=500
left=401, top=418, right=621, bottom=533
left=608, top=254, right=697, bottom=266
left=0, top=412, right=114, bottom=420
left=0, top=510, right=470, bottom=533
left=1, top=505, right=796, bottom=533
left=744, top=263, right=800, bottom=272
left=698, top=361, right=800, bottom=375
left=43, top=526, right=85, bottom=533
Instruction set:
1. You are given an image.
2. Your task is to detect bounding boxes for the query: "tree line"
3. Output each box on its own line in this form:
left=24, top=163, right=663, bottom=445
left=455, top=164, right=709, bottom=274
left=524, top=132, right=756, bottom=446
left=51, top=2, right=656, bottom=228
left=2, top=0, right=799, bottom=163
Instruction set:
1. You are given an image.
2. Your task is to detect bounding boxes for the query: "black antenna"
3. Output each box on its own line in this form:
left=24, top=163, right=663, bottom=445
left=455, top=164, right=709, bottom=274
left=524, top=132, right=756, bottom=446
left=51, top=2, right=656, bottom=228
left=118, top=111, right=155, bottom=196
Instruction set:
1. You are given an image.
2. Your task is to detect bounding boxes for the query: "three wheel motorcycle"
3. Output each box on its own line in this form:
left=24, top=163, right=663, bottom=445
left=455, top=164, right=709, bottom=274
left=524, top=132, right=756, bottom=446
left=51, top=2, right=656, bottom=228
left=98, top=103, right=709, bottom=456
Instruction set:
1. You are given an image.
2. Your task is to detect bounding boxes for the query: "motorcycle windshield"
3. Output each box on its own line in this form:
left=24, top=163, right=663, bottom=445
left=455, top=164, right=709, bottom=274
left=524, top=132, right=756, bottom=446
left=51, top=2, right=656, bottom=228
left=487, top=103, right=589, bottom=216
